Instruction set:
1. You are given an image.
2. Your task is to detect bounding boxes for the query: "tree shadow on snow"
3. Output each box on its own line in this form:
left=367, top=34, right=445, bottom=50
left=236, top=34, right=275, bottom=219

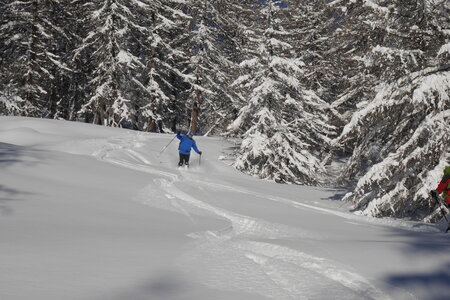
left=320, top=188, right=349, bottom=202
left=0, top=142, right=45, bottom=167
left=384, top=226, right=450, bottom=254
left=381, top=227, right=450, bottom=299
left=0, top=143, right=40, bottom=215
left=0, top=142, right=23, bottom=167
left=111, top=272, right=266, bottom=300
left=0, top=184, right=36, bottom=216
left=109, top=271, right=189, bottom=300
left=386, top=262, right=450, bottom=300
left=324, top=192, right=348, bottom=201
left=0, top=185, right=25, bottom=215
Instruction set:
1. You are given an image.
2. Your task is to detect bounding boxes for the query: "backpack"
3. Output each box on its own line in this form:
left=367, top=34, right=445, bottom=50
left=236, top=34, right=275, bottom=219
left=445, top=166, right=450, bottom=176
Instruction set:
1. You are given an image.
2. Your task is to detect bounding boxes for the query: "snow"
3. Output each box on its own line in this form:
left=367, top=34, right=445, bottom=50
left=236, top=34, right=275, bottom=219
left=270, top=57, right=304, bottom=74
left=363, top=0, right=389, bottom=14
left=1, top=116, right=450, bottom=300
left=412, top=72, right=450, bottom=106
left=0, top=94, right=22, bottom=112
left=438, top=42, right=450, bottom=56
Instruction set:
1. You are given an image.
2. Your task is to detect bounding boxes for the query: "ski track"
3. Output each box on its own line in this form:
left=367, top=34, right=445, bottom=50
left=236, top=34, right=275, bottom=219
left=93, top=134, right=388, bottom=300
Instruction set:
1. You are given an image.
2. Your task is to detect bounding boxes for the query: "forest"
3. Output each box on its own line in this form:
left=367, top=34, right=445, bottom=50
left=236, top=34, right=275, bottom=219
left=1, top=0, right=449, bottom=221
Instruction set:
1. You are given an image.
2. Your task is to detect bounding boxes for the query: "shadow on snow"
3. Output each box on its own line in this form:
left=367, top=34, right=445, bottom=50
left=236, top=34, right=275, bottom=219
left=0, top=142, right=39, bottom=215
left=386, top=262, right=450, bottom=300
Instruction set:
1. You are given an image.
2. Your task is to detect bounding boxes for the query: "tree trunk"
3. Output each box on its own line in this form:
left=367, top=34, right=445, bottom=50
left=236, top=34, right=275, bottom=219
left=190, top=86, right=202, bottom=133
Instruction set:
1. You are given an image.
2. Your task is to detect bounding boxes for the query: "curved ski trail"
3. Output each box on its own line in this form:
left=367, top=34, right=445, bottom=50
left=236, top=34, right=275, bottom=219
left=98, top=134, right=388, bottom=300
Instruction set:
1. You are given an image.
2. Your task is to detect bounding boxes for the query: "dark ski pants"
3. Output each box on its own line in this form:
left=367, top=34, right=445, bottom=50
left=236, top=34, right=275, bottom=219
left=178, top=153, right=190, bottom=166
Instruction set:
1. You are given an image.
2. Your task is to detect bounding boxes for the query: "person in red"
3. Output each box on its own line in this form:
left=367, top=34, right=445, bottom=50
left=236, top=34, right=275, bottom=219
left=432, top=166, right=450, bottom=207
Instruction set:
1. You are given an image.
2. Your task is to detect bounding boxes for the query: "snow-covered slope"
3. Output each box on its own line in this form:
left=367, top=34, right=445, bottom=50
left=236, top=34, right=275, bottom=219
left=1, top=117, right=449, bottom=300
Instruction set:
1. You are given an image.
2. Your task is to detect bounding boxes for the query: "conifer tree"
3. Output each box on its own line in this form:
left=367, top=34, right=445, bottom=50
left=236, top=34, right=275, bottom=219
left=333, top=0, right=450, bottom=220
left=74, top=0, right=142, bottom=127
left=228, top=0, right=334, bottom=185
left=172, top=0, right=240, bottom=134
left=0, top=0, right=71, bottom=117
left=138, top=0, right=190, bottom=132
left=74, top=0, right=187, bottom=131
left=287, top=0, right=340, bottom=104
left=51, top=1, right=82, bottom=121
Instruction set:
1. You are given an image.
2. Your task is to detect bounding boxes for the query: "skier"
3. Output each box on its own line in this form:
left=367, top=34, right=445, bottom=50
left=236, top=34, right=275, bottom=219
left=431, top=166, right=450, bottom=233
left=176, top=130, right=202, bottom=167
left=431, top=166, right=450, bottom=207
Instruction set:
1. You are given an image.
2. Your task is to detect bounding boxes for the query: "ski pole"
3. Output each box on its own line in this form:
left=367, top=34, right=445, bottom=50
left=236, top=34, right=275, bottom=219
left=440, top=206, right=450, bottom=233
left=199, top=153, right=202, bottom=166
left=438, top=202, right=450, bottom=232
left=159, top=135, right=177, bottom=155
left=432, top=193, right=450, bottom=232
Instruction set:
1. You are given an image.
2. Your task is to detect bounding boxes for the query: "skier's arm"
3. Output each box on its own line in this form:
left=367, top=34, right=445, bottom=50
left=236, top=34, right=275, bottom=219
left=175, top=129, right=183, bottom=140
left=192, top=142, right=201, bottom=154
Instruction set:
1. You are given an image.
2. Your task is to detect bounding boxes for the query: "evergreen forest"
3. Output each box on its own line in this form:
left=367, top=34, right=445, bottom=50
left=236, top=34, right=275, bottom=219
left=1, top=0, right=449, bottom=221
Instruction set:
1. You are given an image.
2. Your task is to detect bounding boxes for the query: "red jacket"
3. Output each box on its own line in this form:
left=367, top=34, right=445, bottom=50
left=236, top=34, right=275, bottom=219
left=436, top=174, right=450, bottom=205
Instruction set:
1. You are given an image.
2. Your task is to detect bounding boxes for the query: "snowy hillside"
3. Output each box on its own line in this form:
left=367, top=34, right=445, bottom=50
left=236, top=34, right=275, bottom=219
left=1, top=117, right=449, bottom=300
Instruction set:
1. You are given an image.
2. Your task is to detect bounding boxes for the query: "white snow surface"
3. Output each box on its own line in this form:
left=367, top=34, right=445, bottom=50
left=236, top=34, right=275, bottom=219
left=1, top=117, right=449, bottom=300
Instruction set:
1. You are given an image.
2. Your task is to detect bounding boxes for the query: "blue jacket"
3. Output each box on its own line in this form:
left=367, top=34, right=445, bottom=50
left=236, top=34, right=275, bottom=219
left=177, top=134, right=200, bottom=155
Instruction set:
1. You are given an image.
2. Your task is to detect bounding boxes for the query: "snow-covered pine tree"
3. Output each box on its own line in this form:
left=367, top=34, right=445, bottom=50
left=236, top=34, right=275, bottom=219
left=171, top=0, right=239, bottom=135
left=327, top=0, right=391, bottom=121
left=333, top=0, right=450, bottom=220
left=74, top=0, right=144, bottom=127
left=228, top=0, right=334, bottom=185
left=136, top=0, right=191, bottom=132
left=53, top=0, right=89, bottom=121
left=74, top=0, right=185, bottom=131
left=287, top=0, right=341, bottom=104
left=0, top=0, right=71, bottom=117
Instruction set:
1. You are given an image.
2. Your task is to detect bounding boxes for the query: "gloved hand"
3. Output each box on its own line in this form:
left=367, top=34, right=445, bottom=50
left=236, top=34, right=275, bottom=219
left=176, top=129, right=181, bottom=134
left=430, top=190, right=438, bottom=198
left=199, top=151, right=202, bottom=155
